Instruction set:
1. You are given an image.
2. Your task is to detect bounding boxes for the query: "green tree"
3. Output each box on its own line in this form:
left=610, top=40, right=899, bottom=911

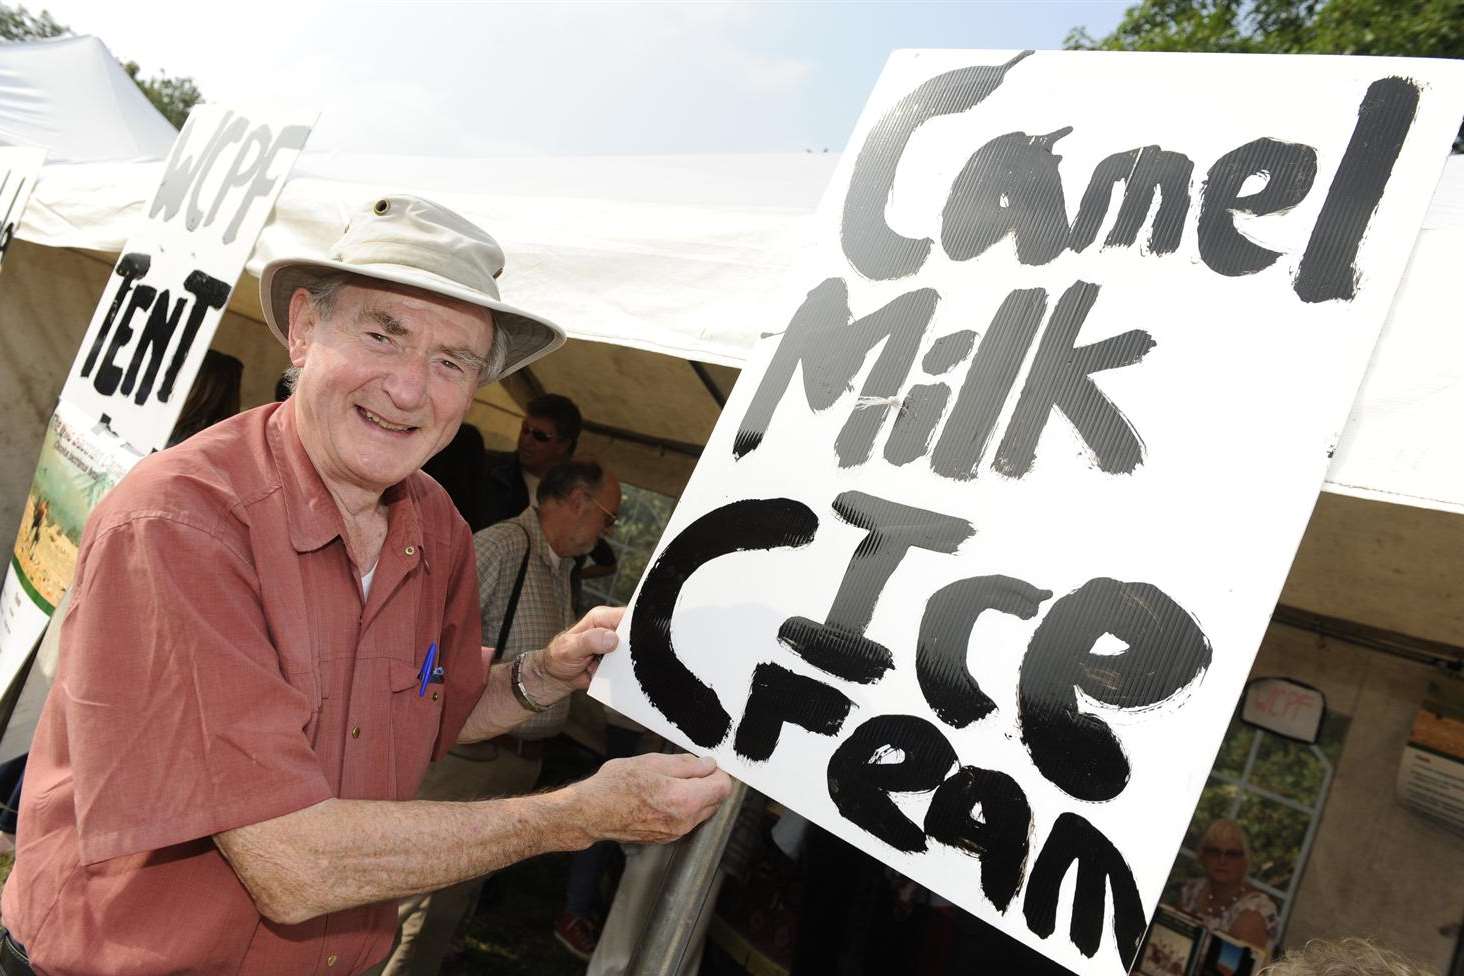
left=0, top=2, right=202, bottom=130
left=0, top=1, right=62, bottom=39
left=1068, top=0, right=1464, bottom=56
left=121, top=61, right=203, bottom=130
left=1068, top=0, right=1464, bottom=147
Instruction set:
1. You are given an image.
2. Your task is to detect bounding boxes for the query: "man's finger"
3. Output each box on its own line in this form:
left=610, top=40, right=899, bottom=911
left=571, top=605, right=625, bottom=634
left=646, top=752, right=719, bottom=779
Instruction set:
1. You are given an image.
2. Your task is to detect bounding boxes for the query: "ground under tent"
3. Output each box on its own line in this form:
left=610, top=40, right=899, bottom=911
left=4, top=143, right=1464, bottom=970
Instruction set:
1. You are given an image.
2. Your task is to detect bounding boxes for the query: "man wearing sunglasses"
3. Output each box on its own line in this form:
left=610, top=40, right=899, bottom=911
left=483, top=394, right=581, bottom=526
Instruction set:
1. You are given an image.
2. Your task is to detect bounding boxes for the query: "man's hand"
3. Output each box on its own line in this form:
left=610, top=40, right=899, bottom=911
left=567, top=753, right=734, bottom=846
left=533, top=605, right=624, bottom=691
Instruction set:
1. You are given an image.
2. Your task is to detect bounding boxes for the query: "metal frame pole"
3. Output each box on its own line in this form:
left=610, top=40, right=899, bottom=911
left=625, top=780, right=748, bottom=976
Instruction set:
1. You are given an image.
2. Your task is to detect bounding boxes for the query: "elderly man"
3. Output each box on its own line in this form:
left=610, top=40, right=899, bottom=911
left=0, top=196, right=730, bottom=976
left=378, top=459, right=621, bottom=975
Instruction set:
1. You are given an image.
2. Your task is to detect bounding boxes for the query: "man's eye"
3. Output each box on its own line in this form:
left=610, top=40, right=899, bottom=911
left=438, top=359, right=464, bottom=373
left=366, top=331, right=390, bottom=344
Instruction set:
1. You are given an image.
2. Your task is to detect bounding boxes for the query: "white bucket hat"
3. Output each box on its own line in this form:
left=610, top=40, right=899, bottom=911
left=259, top=194, right=564, bottom=383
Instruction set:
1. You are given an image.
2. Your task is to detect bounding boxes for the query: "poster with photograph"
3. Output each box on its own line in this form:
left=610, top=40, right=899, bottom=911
left=0, top=402, right=144, bottom=682
left=59, top=103, right=315, bottom=451
left=0, top=146, right=46, bottom=273
left=1134, top=908, right=1206, bottom=976
left=1197, top=933, right=1266, bottom=976
left=592, top=49, right=1464, bottom=975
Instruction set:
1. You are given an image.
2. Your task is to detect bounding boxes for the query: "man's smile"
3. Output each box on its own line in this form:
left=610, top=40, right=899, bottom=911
left=357, top=406, right=417, bottom=434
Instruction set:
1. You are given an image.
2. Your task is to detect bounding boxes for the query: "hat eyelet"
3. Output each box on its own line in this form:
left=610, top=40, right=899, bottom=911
left=373, top=198, right=391, bottom=216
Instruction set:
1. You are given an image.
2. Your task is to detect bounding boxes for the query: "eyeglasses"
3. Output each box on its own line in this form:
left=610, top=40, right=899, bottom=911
left=1200, top=846, right=1245, bottom=860
left=583, top=491, right=618, bottom=529
left=520, top=423, right=557, bottom=444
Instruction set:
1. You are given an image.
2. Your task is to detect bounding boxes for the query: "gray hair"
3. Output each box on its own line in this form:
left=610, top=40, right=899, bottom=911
left=537, top=460, right=605, bottom=505
left=288, top=268, right=508, bottom=385
left=1262, top=939, right=1436, bottom=976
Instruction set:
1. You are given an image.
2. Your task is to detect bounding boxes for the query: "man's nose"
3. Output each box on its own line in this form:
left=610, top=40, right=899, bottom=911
left=382, top=353, right=430, bottom=409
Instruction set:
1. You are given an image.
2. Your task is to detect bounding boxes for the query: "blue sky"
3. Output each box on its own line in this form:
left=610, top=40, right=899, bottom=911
left=42, top=1, right=1130, bottom=156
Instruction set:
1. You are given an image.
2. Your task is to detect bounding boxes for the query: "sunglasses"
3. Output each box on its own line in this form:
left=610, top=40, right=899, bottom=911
left=1200, top=846, right=1245, bottom=860
left=520, top=423, right=558, bottom=444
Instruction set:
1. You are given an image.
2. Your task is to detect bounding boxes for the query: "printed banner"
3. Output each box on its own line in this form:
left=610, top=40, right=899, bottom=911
left=59, top=103, right=315, bottom=451
left=0, top=402, right=144, bottom=681
left=592, top=50, right=1464, bottom=975
left=0, top=146, right=46, bottom=273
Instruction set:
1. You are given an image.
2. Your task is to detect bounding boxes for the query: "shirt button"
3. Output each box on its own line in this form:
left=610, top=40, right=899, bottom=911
left=326, top=954, right=337, bottom=967
left=431, top=691, right=440, bottom=701
left=351, top=725, right=361, bottom=739
left=404, top=545, right=416, bottom=556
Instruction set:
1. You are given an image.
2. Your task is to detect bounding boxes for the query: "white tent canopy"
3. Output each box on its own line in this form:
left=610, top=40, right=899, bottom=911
left=0, top=36, right=177, bottom=163
left=14, top=147, right=1464, bottom=515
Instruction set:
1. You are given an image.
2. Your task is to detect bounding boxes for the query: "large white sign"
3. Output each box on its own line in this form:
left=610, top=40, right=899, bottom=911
left=592, top=50, right=1464, bottom=975
left=60, top=104, right=315, bottom=451
left=0, top=147, right=46, bottom=273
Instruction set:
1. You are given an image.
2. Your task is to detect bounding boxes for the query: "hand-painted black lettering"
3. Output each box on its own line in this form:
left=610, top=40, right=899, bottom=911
left=93, top=283, right=157, bottom=397
left=929, top=288, right=1047, bottom=481
left=1296, top=77, right=1420, bottom=303
left=917, top=574, right=1051, bottom=728
left=1022, top=812, right=1146, bottom=966
left=80, top=253, right=151, bottom=379
left=149, top=111, right=235, bottom=224
left=841, top=51, right=1031, bottom=281
left=942, top=128, right=1073, bottom=266
left=922, top=330, right=977, bottom=374
left=884, top=384, right=950, bottom=467
left=630, top=498, right=818, bottom=747
left=158, top=271, right=232, bottom=402
left=1019, top=577, right=1212, bottom=801
left=1198, top=137, right=1318, bottom=277
left=221, top=124, right=310, bottom=245
left=733, top=277, right=938, bottom=462
left=733, top=663, right=854, bottom=762
left=826, top=714, right=955, bottom=853
left=121, top=289, right=186, bottom=404
left=185, top=115, right=247, bottom=233
left=1070, top=146, right=1193, bottom=254
left=780, top=491, right=972, bottom=684
left=994, top=281, right=1154, bottom=478
left=924, top=765, right=1032, bottom=912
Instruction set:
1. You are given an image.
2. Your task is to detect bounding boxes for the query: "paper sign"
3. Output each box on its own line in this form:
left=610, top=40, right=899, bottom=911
left=1242, top=677, right=1325, bottom=743
left=0, top=402, right=144, bottom=680
left=59, top=103, right=315, bottom=451
left=592, top=50, right=1464, bottom=975
left=1398, top=677, right=1464, bottom=832
left=0, top=146, right=46, bottom=273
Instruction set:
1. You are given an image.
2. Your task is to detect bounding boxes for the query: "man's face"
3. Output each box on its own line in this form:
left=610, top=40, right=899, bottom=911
left=518, top=414, right=572, bottom=475
left=287, top=281, right=493, bottom=499
left=562, top=477, right=621, bottom=557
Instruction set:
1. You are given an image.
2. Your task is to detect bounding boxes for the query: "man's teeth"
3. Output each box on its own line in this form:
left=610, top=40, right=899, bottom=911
left=362, top=408, right=411, bottom=432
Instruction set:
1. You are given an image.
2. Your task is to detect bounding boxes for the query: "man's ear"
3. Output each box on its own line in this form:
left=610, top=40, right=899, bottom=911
left=286, top=288, right=319, bottom=367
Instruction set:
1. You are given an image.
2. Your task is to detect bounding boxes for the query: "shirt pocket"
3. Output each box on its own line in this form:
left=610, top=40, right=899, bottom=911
left=387, top=658, right=445, bottom=800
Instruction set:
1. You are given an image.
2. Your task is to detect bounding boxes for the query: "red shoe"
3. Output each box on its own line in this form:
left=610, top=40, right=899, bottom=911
left=554, top=911, right=599, bottom=961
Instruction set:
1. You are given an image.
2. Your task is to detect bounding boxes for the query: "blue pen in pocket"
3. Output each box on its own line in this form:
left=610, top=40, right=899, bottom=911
left=417, top=642, right=438, bottom=697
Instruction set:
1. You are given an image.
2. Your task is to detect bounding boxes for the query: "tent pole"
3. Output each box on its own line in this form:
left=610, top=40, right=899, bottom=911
left=625, top=780, right=747, bottom=976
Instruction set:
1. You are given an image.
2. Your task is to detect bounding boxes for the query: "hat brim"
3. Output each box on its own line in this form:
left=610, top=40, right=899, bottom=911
left=259, top=257, right=565, bottom=385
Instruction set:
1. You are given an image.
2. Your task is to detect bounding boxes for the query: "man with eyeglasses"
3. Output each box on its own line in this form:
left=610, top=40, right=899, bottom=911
left=376, top=459, right=621, bottom=976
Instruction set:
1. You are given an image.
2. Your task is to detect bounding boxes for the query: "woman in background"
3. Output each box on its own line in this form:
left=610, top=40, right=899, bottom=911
left=1181, top=819, right=1280, bottom=954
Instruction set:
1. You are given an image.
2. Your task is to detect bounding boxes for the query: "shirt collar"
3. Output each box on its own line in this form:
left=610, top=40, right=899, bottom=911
left=268, top=400, right=423, bottom=557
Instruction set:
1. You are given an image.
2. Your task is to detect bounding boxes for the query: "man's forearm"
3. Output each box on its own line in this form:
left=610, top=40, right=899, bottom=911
left=456, top=651, right=569, bottom=744
left=216, top=790, right=590, bottom=925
